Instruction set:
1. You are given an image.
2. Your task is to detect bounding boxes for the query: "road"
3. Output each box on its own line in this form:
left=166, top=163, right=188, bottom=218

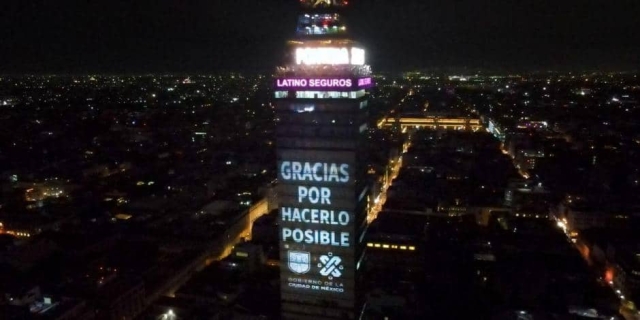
left=164, top=198, right=269, bottom=297
left=560, top=222, right=640, bottom=320
left=367, top=141, right=407, bottom=223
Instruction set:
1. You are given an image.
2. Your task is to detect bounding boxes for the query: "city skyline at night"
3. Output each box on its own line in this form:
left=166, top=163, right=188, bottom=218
left=2, top=1, right=640, bottom=320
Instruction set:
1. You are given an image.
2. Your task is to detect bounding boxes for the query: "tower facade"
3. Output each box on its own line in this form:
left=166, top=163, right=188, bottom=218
left=275, top=1, right=373, bottom=319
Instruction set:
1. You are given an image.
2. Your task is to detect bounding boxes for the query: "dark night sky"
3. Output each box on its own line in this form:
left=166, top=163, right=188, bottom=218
left=0, top=0, right=638, bottom=73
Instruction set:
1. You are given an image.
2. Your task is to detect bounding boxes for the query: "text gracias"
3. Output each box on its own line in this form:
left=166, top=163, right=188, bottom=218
left=280, top=161, right=352, bottom=248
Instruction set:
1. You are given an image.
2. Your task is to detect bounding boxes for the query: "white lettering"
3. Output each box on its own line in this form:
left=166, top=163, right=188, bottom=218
left=338, top=211, right=349, bottom=225
left=280, top=161, right=350, bottom=183
left=320, top=286, right=344, bottom=293
left=307, top=79, right=352, bottom=87
left=278, top=78, right=353, bottom=88
left=297, top=186, right=308, bottom=203
left=328, top=163, right=339, bottom=182
left=277, top=78, right=309, bottom=87
left=281, top=162, right=291, bottom=180
left=281, top=207, right=350, bottom=225
left=339, top=164, right=349, bottom=183
left=298, top=186, right=331, bottom=205
left=282, top=207, right=292, bottom=221
left=320, top=210, right=329, bottom=224
left=341, top=232, right=349, bottom=246
left=282, top=228, right=350, bottom=247
left=302, top=162, right=313, bottom=181
left=292, top=162, right=302, bottom=180
left=283, top=228, right=292, bottom=240
left=312, top=163, right=323, bottom=181
left=321, top=188, right=331, bottom=204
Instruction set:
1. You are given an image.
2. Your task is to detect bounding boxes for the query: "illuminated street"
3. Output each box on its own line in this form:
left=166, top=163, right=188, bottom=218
left=557, top=219, right=640, bottom=320
left=1, top=0, right=638, bottom=318
left=368, top=149, right=404, bottom=223
left=212, top=197, right=269, bottom=262
left=166, top=198, right=269, bottom=297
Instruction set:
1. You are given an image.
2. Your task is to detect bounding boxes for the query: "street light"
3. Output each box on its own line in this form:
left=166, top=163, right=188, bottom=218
left=159, top=309, right=176, bottom=320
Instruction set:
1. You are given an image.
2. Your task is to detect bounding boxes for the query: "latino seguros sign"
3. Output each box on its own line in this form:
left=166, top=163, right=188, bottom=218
left=275, top=77, right=373, bottom=90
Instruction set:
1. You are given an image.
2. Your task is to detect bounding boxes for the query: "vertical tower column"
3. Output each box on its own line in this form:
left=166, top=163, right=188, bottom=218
left=274, top=2, right=374, bottom=319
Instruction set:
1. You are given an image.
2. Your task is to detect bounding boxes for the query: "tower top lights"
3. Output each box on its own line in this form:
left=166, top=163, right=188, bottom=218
left=286, top=0, right=370, bottom=76
left=295, top=0, right=351, bottom=38
left=299, top=0, right=349, bottom=9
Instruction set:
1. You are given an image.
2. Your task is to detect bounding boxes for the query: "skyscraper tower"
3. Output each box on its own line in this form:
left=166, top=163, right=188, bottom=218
left=274, top=1, right=374, bottom=319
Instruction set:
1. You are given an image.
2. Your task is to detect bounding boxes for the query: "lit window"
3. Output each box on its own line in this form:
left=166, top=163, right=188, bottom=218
left=275, top=91, right=289, bottom=98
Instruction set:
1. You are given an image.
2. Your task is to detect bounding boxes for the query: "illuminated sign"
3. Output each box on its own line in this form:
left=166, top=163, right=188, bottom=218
left=278, top=152, right=356, bottom=297
left=357, top=77, right=372, bottom=87
left=288, top=251, right=311, bottom=274
left=295, top=47, right=365, bottom=65
left=275, top=77, right=373, bottom=90
left=319, top=253, right=343, bottom=279
left=280, top=161, right=352, bottom=248
left=277, top=78, right=352, bottom=88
